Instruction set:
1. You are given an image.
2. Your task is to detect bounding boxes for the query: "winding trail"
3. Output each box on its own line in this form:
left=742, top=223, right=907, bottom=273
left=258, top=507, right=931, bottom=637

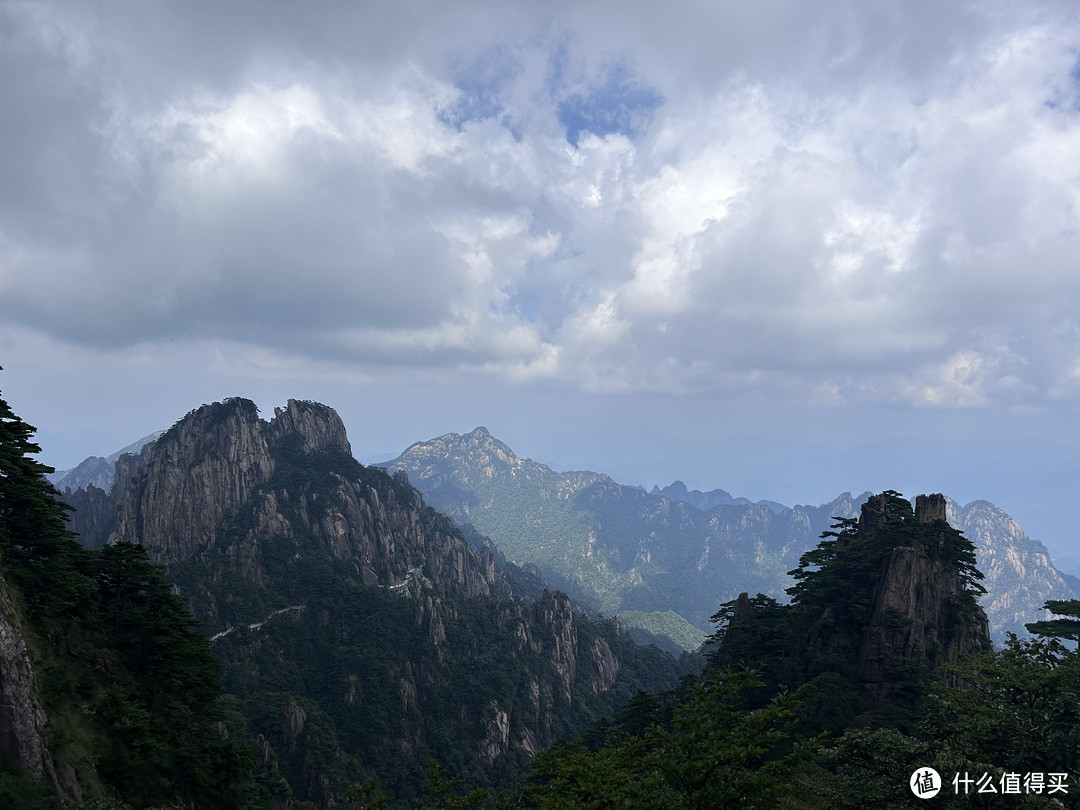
left=209, top=605, right=305, bottom=643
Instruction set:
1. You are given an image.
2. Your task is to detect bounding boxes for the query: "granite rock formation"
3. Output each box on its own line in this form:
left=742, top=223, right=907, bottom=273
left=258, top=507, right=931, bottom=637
left=57, top=398, right=682, bottom=805
left=855, top=493, right=991, bottom=706
left=0, top=570, right=58, bottom=793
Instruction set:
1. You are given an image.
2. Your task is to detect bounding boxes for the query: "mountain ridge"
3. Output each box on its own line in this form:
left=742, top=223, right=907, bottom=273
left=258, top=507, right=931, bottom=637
left=59, top=417, right=1076, bottom=648
left=58, top=398, right=693, bottom=806
left=381, top=427, right=1077, bottom=645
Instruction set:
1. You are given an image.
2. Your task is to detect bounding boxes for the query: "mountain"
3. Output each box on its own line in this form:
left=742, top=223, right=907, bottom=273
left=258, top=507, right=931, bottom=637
left=381, top=427, right=1076, bottom=646
left=947, top=498, right=1077, bottom=639
left=1, top=386, right=253, bottom=808
left=651, top=480, right=786, bottom=513
left=720, top=493, right=991, bottom=717
left=47, top=431, right=163, bottom=493
left=527, top=493, right=1006, bottom=809
left=59, top=399, right=692, bottom=806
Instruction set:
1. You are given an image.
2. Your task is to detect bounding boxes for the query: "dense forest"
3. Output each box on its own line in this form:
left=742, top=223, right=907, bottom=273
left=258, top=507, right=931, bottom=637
left=0, top=379, right=257, bottom=807
left=4, top=376, right=1080, bottom=808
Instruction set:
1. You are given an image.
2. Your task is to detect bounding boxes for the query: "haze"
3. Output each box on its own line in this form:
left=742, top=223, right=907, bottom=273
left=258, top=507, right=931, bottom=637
left=3, top=1, right=1079, bottom=569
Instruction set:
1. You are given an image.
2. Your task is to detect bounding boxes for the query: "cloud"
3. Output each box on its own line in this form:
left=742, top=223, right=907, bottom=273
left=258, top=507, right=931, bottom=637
left=2, top=1, right=1080, bottom=414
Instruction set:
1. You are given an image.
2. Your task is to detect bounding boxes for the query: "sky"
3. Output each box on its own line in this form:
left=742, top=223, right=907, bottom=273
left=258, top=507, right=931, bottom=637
left=3, top=1, right=1080, bottom=568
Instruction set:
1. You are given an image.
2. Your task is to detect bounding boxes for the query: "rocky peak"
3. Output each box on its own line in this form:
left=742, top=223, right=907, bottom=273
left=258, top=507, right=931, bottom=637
left=855, top=493, right=990, bottom=706
left=948, top=498, right=1076, bottom=640
left=915, top=493, right=947, bottom=524
left=110, top=398, right=276, bottom=563
left=105, top=397, right=360, bottom=564
left=268, top=399, right=351, bottom=456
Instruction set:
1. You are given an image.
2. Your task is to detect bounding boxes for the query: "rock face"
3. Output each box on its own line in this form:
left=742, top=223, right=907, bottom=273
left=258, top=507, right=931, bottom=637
left=58, top=398, right=679, bottom=805
left=855, top=493, right=991, bottom=706
left=949, top=499, right=1076, bottom=641
left=61, top=483, right=113, bottom=550
left=48, top=430, right=164, bottom=493
left=51, top=456, right=113, bottom=493
left=718, top=492, right=993, bottom=725
left=111, top=398, right=278, bottom=564
left=0, top=571, right=58, bottom=792
left=81, top=399, right=512, bottom=605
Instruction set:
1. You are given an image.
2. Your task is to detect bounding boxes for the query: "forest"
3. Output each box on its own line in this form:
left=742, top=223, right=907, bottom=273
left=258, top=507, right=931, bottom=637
left=2, top=380, right=1080, bottom=808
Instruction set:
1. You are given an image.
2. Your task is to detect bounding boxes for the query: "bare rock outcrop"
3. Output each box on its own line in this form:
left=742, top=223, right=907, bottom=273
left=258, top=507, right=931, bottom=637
left=585, top=637, right=620, bottom=694
left=111, top=398, right=276, bottom=563
left=856, top=493, right=991, bottom=706
left=95, top=397, right=511, bottom=603
left=478, top=701, right=511, bottom=763
left=0, top=571, right=58, bottom=793
left=530, top=589, right=578, bottom=699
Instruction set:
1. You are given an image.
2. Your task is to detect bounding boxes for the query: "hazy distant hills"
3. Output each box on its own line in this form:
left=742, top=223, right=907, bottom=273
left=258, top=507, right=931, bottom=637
left=651, top=480, right=786, bottom=514
left=47, top=430, right=163, bottom=492
left=381, top=427, right=1077, bottom=646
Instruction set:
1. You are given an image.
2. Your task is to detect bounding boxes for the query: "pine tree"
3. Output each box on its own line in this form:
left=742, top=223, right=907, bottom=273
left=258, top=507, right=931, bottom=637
left=0, top=368, right=87, bottom=619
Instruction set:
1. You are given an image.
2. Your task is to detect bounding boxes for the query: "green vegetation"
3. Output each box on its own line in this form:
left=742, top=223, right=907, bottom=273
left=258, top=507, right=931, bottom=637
left=384, top=436, right=809, bottom=649
left=156, top=412, right=696, bottom=806
left=518, top=491, right=1080, bottom=808
left=0, top=374, right=260, bottom=807
left=9, top=373, right=1080, bottom=810
left=617, top=610, right=707, bottom=654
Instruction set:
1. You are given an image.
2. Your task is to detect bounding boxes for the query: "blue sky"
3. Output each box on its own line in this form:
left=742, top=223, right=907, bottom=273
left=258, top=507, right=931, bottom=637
left=3, top=1, right=1080, bottom=569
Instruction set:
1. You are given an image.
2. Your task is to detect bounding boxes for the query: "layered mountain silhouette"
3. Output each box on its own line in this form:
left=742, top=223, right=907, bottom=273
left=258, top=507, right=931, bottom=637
left=381, top=426, right=1077, bottom=646
left=23, top=400, right=1080, bottom=806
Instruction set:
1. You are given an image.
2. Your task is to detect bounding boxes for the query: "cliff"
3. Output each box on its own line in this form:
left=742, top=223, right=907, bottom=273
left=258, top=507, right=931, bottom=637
left=715, top=492, right=992, bottom=728
left=97, top=398, right=505, bottom=602
left=855, top=493, right=991, bottom=706
left=0, top=571, right=58, bottom=793
left=58, top=398, right=685, bottom=805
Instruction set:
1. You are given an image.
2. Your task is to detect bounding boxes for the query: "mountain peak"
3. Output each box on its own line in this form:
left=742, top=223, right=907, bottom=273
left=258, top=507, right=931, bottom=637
left=270, top=398, right=352, bottom=456
left=105, top=397, right=353, bottom=562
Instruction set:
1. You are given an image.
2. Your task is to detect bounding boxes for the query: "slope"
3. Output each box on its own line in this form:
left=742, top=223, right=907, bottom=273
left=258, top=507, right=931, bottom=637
left=61, top=399, right=693, bottom=807
left=382, top=428, right=1076, bottom=646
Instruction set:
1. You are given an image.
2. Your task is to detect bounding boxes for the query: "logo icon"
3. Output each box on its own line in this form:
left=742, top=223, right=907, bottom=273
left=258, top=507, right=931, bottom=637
left=911, top=767, right=941, bottom=798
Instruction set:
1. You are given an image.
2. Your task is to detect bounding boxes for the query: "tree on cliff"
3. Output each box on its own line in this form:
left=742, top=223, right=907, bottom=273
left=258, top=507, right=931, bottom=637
left=0, top=369, right=86, bottom=619
left=709, top=491, right=989, bottom=736
left=0, top=371, right=257, bottom=808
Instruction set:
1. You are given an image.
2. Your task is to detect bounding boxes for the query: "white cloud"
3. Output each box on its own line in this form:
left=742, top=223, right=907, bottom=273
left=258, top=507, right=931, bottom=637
left=2, top=0, right=1080, bottom=415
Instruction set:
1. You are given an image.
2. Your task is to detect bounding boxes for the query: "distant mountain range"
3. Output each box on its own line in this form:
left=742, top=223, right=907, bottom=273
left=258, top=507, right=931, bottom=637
left=47, top=430, right=162, bottom=492
left=55, top=420, right=1077, bottom=650
left=35, top=403, right=1080, bottom=805
left=380, top=427, right=1077, bottom=647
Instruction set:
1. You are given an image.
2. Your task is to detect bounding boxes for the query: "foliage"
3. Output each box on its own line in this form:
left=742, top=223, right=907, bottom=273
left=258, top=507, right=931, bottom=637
left=0, top=384, right=87, bottom=621
left=412, top=762, right=489, bottom=809
left=928, top=632, right=1080, bottom=781
left=156, top=429, right=696, bottom=806
left=20, top=374, right=1066, bottom=810
left=522, top=492, right=1017, bottom=807
left=0, top=376, right=255, bottom=807
left=618, top=610, right=707, bottom=654
left=705, top=491, right=988, bottom=736
left=528, top=667, right=797, bottom=809
left=1026, top=599, right=1080, bottom=645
